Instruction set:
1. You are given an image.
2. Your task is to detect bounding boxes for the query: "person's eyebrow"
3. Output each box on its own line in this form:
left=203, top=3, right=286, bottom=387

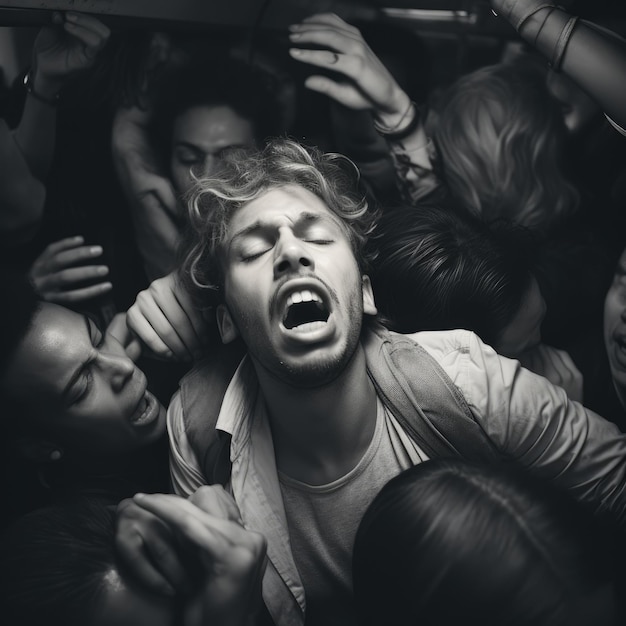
left=229, top=211, right=333, bottom=248
left=172, top=140, right=203, bottom=151
left=60, top=315, right=94, bottom=403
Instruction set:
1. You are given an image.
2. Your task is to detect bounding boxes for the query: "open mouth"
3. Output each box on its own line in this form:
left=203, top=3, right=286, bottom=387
left=283, top=289, right=329, bottom=331
left=129, top=390, right=160, bottom=427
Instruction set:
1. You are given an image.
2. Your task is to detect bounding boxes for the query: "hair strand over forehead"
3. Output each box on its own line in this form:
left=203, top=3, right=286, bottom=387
left=179, top=138, right=378, bottom=306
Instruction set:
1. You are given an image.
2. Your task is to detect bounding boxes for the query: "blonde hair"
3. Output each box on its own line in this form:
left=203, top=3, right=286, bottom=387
left=180, top=138, right=377, bottom=303
left=433, top=62, right=579, bottom=230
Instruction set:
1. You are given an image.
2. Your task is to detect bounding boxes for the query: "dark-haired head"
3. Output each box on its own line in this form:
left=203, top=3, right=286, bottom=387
left=0, top=498, right=175, bottom=626
left=152, top=56, right=284, bottom=196
left=368, top=205, right=544, bottom=356
left=0, top=269, right=166, bottom=464
left=353, top=459, right=617, bottom=626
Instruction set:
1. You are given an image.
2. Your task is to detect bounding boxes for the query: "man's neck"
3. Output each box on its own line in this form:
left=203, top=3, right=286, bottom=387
left=253, top=343, right=378, bottom=486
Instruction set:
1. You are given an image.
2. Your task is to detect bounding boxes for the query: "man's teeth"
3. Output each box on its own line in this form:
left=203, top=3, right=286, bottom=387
left=286, top=290, right=321, bottom=307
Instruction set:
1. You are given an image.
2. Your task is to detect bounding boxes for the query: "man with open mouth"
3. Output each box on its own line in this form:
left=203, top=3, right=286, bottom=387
left=120, top=138, right=626, bottom=626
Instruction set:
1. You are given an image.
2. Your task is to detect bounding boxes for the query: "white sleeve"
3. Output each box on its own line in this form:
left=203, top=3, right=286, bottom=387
left=167, top=390, right=207, bottom=497
left=416, top=329, right=626, bottom=525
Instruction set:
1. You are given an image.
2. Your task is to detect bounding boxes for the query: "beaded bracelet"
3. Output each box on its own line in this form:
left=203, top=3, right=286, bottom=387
left=23, top=70, right=60, bottom=107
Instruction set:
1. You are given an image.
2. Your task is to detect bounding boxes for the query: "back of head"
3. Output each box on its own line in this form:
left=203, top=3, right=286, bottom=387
left=433, top=61, right=579, bottom=230
left=368, top=204, right=533, bottom=347
left=0, top=498, right=116, bottom=626
left=180, top=138, right=378, bottom=304
left=353, top=459, right=615, bottom=626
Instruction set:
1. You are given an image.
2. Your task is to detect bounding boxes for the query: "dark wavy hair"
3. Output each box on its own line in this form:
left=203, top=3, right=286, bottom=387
left=367, top=204, right=535, bottom=349
left=0, top=498, right=119, bottom=626
left=152, top=55, right=283, bottom=159
left=433, top=61, right=579, bottom=230
left=180, top=138, right=379, bottom=305
left=353, top=459, right=616, bottom=626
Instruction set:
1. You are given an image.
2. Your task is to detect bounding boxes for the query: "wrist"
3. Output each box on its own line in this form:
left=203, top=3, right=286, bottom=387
left=374, top=100, right=421, bottom=141
left=374, top=91, right=412, bottom=130
left=24, top=70, right=61, bottom=106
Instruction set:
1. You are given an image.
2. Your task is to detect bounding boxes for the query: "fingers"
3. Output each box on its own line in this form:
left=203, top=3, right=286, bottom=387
left=105, top=314, right=143, bottom=361
left=63, top=11, right=110, bottom=50
left=189, top=485, right=243, bottom=523
left=288, top=13, right=407, bottom=116
left=31, top=239, right=105, bottom=276
left=133, top=493, right=266, bottom=566
left=40, top=281, right=113, bottom=304
left=37, top=235, right=87, bottom=257
left=115, top=498, right=191, bottom=596
left=126, top=273, right=206, bottom=361
left=36, top=264, right=109, bottom=287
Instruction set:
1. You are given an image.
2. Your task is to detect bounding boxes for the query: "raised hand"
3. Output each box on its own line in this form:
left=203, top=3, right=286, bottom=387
left=32, top=11, right=111, bottom=96
left=126, top=271, right=208, bottom=361
left=288, top=13, right=411, bottom=128
left=29, top=235, right=112, bottom=304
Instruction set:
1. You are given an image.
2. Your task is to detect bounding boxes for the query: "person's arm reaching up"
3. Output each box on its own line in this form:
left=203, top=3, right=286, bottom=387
left=492, top=0, right=626, bottom=132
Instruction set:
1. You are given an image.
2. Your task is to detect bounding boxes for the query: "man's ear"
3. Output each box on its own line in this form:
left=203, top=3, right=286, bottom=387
left=216, top=304, right=239, bottom=344
left=362, top=275, right=378, bottom=316
left=13, top=436, right=64, bottom=464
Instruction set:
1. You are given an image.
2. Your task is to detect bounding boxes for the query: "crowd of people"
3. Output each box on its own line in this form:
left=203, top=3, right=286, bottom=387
left=1, top=0, right=626, bottom=624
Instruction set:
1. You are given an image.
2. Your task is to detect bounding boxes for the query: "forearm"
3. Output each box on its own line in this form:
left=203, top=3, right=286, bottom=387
left=504, top=4, right=626, bottom=129
left=0, top=121, right=46, bottom=236
left=13, top=72, right=61, bottom=181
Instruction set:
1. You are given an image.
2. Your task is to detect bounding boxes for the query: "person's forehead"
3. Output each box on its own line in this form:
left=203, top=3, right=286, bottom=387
left=4, top=304, right=90, bottom=397
left=25, top=303, right=87, bottom=351
left=173, top=105, right=254, bottom=145
left=227, top=184, right=343, bottom=235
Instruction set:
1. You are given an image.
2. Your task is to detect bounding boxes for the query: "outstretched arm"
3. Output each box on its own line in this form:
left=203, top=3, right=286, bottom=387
left=14, top=11, right=110, bottom=179
left=2, top=12, right=110, bottom=241
left=492, top=0, right=626, bottom=132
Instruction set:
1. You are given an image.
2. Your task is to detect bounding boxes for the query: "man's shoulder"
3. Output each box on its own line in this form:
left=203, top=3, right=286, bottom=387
left=385, top=327, right=480, bottom=358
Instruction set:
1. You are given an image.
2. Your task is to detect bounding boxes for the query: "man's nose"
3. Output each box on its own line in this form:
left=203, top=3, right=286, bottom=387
left=98, top=352, right=135, bottom=392
left=273, top=229, right=314, bottom=278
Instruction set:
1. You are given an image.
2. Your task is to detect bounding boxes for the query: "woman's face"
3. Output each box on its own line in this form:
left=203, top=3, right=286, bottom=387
left=170, top=104, right=256, bottom=196
left=495, top=277, right=547, bottom=358
left=3, top=303, right=166, bottom=456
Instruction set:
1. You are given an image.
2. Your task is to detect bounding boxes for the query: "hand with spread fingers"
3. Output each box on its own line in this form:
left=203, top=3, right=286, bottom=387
left=126, top=271, right=208, bottom=361
left=29, top=235, right=112, bottom=304
left=288, top=12, right=412, bottom=130
left=133, top=488, right=267, bottom=626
